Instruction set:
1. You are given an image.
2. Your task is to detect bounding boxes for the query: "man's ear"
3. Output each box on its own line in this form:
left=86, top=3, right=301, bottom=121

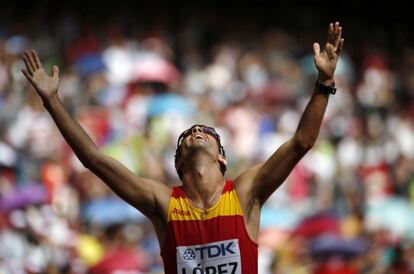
left=218, top=154, right=227, bottom=166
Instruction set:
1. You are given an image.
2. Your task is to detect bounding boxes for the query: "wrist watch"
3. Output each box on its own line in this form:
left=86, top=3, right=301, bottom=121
left=315, top=80, right=337, bottom=95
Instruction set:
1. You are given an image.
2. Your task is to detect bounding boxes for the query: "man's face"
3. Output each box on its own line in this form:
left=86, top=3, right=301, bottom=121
left=178, top=125, right=222, bottom=156
left=175, top=125, right=227, bottom=178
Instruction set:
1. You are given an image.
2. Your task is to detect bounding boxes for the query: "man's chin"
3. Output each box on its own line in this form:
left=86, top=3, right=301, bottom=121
left=190, top=138, right=208, bottom=146
left=186, top=142, right=214, bottom=154
left=189, top=142, right=207, bottom=150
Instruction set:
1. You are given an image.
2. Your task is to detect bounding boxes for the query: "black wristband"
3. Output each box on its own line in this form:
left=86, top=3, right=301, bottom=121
left=315, top=80, right=336, bottom=95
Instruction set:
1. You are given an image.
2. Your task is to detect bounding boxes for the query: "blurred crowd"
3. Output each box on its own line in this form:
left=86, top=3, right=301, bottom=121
left=1, top=2, right=414, bottom=274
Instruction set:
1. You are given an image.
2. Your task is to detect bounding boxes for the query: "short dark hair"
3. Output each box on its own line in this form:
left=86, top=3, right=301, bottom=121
left=174, top=125, right=226, bottom=180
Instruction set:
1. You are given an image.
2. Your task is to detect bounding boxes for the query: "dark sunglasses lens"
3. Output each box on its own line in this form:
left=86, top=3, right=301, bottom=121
left=201, top=126, right=218, bottom=137
left=178, top=126, right=220, bottom=147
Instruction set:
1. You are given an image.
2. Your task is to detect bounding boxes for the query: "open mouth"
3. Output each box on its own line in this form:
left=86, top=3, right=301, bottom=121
left=192, top=134, right=206, bottom=141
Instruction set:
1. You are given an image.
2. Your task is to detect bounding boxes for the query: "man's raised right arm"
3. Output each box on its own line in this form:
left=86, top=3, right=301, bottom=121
left=21, top=50, right=171, bottom=220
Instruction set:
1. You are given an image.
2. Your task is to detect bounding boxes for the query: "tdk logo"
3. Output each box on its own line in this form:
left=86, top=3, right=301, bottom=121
left=183, top=249, right=196, bottom=260
left=182, top=241, right=236, bottom=260
left=177, top=239, right=242, bottom=274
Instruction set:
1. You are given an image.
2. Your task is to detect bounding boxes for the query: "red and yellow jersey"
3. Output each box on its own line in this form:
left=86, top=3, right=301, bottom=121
left=161, top=180, right=258, bottom=274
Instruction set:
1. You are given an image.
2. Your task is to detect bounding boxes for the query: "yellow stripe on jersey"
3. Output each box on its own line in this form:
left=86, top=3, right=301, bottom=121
left=168, top=189, right=243, bottom=221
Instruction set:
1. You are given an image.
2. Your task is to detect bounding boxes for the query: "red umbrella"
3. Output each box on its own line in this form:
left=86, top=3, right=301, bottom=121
left=89, top=247, right=148, bottom=274
left=314, top=262, right=358, bottom=274
left=293, top=212, right=341, bottom=238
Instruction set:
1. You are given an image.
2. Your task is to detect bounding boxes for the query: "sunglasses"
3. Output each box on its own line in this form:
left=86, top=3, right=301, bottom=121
left=175, top=125, right=227, bottom=178
left=177, top=125, right=220, bottom=146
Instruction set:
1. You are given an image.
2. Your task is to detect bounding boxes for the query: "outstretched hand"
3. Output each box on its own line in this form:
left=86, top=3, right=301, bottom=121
left=22, top=50, right=59, bottom=101
left=313, top=22, right=344, bottom=82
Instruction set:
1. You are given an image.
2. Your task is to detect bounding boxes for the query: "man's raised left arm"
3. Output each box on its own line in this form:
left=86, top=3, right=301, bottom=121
left=236, top=22, right=344, bottom=206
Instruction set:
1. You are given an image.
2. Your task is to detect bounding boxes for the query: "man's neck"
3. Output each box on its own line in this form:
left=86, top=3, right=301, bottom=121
left=181, top=158, right=224, bottom=210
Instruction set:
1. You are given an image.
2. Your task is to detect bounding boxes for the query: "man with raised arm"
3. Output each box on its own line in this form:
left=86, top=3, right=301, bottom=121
left=22, top=22, right=344, bottom=274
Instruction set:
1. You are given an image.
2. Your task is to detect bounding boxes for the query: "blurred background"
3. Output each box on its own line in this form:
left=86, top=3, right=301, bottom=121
left=1, top=0, right=414, bottom=273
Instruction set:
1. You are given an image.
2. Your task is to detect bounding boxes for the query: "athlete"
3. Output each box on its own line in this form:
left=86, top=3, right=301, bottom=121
left=22, top=22, right=344, bottom=274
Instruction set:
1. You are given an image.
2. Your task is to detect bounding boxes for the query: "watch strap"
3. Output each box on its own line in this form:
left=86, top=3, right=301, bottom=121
left=315, top=80, right=336, bottom=95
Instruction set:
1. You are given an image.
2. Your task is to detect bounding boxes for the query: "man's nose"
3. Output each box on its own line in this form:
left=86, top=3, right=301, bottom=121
left=192, top=126, right=203, bottom=134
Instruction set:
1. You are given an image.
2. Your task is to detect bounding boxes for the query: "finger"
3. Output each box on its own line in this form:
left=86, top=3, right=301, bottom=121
left=22, top=54, right=34, bottom=75
left=51, top=65, right=59, bottom=78
left=335, top=26, right=342, bottom=48
left=332, top=22, right=339, bottom=41
left=323, top=43, right=337, bottom=61
left=334, top=22, right=340, bottom=33
left=32, top=50, right=43, bottom=69
left=22, top=69, right=36, bottom=86
left=313, top=42, right=321, bottom=57
left=326, top=23, right=334, bottom=44
left=26, top=50, right=38, bottom=71
left=23, top=51, right=34, bottom=71
left=336, top=38, right=345, bottom=55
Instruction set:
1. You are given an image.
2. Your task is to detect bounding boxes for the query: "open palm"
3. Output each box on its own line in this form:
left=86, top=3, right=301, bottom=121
left=22, top=50, right=59, bottom=100
left=313, top=22, right=344, bottom=81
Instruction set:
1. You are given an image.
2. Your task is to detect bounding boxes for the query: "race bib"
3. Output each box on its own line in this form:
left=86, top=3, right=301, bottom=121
left=176, top=239, right=241, bottom=274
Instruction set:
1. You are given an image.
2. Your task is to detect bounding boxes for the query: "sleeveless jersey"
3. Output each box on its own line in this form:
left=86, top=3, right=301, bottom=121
left=161, top=180, right=258, bottom=274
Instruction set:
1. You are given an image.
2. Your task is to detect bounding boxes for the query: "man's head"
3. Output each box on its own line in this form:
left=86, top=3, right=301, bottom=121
left=174, top=125, right=226, bottom=180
